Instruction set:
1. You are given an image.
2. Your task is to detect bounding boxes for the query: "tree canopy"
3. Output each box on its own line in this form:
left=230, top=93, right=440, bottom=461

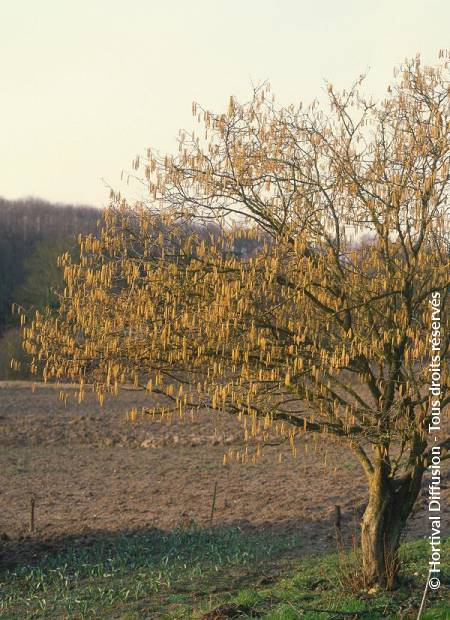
left=20, top=54, right=450, bottom=588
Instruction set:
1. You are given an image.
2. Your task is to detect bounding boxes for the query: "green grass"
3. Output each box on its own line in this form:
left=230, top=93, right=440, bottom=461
left=0, top=528, right=448, bottom=619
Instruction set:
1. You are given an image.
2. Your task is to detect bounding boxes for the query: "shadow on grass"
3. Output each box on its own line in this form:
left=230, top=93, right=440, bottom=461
left=0, top=514, right=350, bottom=572
left=0, top=522, right=304, bottom=619
left=0, top=524, right=448, bottom=620
left=1, top=520, right=304, bottom=571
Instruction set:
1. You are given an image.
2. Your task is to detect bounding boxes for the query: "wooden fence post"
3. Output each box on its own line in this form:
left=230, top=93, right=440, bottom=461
left=30, top=497, right=35, bottom=533
left=209, top=482, right=218, bottom=527
left=334, top=504, right=342, bottom=547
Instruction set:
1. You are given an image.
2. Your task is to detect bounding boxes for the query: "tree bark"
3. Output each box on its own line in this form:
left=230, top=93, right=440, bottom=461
left=360, top=460, right=423, bottom=589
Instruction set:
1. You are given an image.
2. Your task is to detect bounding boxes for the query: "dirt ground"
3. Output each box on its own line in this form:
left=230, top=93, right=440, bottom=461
left=0, top=381, right=448, bottom=568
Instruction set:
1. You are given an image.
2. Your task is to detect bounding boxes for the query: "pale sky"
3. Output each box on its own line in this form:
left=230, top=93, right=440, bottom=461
left=1, top=0, right=448, bottom=207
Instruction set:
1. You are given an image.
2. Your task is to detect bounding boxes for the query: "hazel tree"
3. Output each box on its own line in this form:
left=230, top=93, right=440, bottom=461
left=20, top=54, right=449, bottom=589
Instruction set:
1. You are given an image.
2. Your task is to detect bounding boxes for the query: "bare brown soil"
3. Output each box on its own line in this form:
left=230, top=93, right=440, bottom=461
left=0, top=382, right=448, bottom=567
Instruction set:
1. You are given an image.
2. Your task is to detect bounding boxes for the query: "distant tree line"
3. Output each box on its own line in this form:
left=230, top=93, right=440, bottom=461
left=0, top=197, right=101, bottom=378
left=0, top=197, right=101, bottom=327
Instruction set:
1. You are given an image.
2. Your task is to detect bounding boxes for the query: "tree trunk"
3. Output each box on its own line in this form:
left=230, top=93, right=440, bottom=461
left=361, top=488, right=401, bottom=589
left=360, top=461, right=422, bottom=589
